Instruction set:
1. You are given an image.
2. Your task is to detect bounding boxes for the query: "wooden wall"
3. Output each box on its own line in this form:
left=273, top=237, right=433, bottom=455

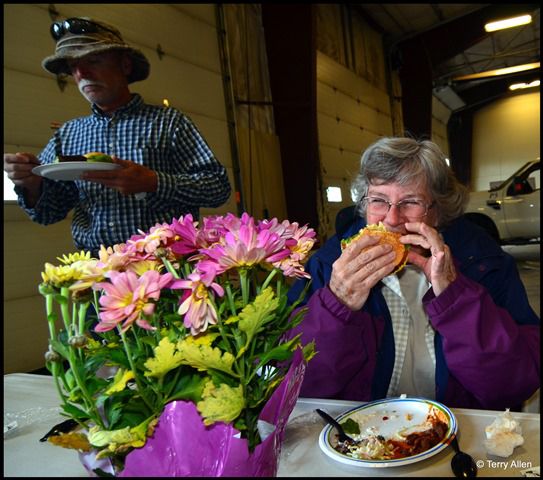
left=3, top=3, right=234, bottom=373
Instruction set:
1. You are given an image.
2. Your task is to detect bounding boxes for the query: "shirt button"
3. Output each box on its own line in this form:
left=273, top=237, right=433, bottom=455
left=109, top=222, right=115, bottom=227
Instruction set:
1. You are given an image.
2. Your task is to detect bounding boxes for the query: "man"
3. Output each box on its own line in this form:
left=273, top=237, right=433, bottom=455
left=4, top=17, right=231, bottom=256
left=287, top=136, right=540, bottom=412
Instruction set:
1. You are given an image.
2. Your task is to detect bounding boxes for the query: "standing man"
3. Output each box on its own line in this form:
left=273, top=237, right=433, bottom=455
left=4, top=17, right=231, bottom=256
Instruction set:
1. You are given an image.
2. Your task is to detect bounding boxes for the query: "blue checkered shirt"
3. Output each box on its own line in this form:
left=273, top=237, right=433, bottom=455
left=17, top=94, right=231, bottom=255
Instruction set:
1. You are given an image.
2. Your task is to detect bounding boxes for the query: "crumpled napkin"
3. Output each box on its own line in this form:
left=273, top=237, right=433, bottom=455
left=484, top=408, right=524, bottom=457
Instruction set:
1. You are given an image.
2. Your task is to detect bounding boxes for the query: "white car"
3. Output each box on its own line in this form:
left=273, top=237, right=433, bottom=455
left=465, top=160, right=540, bottom=244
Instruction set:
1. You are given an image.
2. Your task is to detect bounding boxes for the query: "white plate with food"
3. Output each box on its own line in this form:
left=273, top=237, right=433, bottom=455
left=33, top=162, right=121, bottom=181
left=318, top=397, right=457, bottom=468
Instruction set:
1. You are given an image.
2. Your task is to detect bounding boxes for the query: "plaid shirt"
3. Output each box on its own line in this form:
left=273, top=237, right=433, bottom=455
left=17, top=94, right=231, bottom=254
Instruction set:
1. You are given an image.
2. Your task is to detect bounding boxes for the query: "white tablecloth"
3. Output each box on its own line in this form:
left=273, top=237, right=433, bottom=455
left=4, top=373, right=541, bottom=477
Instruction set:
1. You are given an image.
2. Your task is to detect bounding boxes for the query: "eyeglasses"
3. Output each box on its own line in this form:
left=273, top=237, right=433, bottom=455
left=50, top=18, right=121, bottom=41
left=362, top=196, right=435, bottom=218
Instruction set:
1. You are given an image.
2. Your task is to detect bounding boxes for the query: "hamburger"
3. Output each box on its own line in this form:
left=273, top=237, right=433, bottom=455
left=54, top=152, right=113, bottom=163
left=341, top=222, right=408, bottom=273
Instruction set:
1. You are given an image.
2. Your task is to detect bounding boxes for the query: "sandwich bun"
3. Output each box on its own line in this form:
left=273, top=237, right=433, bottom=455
left=84, top=152, right=113, bottom=163
left=341, top=222, right=408, bottom=273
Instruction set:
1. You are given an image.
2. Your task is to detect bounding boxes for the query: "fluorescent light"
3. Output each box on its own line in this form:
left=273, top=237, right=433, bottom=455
left=454, top=62, right=540, bottom=81
left=484, top=14, right=532, bottom=32
left=509, top=80, right=540, bottom=91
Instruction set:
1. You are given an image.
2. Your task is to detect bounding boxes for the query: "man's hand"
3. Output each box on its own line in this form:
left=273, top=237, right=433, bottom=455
left=3, top=152, right=43, bottom=205
left=329, top=234, right=397, bottom=311
left=80, top=156, right=157, bottom=196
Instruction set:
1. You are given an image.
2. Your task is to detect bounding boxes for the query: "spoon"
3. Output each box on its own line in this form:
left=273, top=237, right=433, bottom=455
left=315, top=408, right=355, bottom=443
left=450, top=434, right=478, bottom=478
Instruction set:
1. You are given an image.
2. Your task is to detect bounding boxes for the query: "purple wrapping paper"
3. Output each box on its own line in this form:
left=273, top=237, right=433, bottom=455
left=80, top=348, right=306, bottom=477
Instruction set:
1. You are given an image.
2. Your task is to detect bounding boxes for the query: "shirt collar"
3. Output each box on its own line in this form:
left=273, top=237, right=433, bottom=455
left=91, top=94, right=143, bottom=118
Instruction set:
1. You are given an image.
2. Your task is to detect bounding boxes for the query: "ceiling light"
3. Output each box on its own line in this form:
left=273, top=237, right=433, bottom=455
left=509, top=80, right=540, bottom=91
left=453, top=62, right=540, bottom=81
left=484, top=14, right=532, bottom=32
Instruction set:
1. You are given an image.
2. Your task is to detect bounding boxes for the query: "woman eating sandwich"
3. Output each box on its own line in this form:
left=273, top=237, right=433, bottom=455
left=287, top=136, right=540, bottom=412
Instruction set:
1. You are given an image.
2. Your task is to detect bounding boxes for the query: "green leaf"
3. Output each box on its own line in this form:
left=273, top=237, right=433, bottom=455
left=236, top=287, right=279, bottom=358
left=144, top=337, right=184, bottom=379
left=166, top=373, right=206, bottom=403
left=61, top=402, right=91, bottom=421
left=197, top=380, right=245, bottom=426
left=49, top=338, right=70, bottom=359
left=255, top=343, right=293, bottom=364
left=177, top=336, right=237, bottom=377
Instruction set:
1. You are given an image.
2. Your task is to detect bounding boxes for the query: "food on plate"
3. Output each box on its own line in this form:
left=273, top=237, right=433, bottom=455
left=84, top=152, right=113, bottom=163
left=54, top=152, right=113, bottom=163
left=333, top=405, right=449, bottom=460
left=484, top=409, right=524, bottom=458
left=341, top=222, right=409, bottom=273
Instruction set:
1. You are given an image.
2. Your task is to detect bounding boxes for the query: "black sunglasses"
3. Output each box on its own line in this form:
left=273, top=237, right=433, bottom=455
left=50, top=18, right=121, bottom=41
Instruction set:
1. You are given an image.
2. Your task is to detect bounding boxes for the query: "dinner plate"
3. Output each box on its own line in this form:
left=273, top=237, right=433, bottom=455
left=318, top=397, right=457, bottom=468
left=32, top=162, right=121, bottom=181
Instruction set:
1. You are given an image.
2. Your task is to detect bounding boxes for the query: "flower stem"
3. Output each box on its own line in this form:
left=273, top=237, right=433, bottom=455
left=119, top=329, right=155, bottom=412
left=159, top=256, right=180, bottom=279
left=59, top=286, right=72, bottom=334
left=260, top=268, right=279, bottom=292
left=45, top=294, right=56, bottom=341
left=78, top=302, right=89, bottom=336
left=225, top=282, right=237, bottom=316
left=66, top=347, right=105, bottom=428
left=239, top=269, right=249, bottom=306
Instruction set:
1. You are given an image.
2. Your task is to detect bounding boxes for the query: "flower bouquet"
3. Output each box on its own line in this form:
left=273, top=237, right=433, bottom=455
left=39, top=213, right=316, bottom=476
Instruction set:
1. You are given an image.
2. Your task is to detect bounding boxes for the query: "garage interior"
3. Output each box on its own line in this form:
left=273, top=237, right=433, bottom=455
left=3, top=5, right=540, bottom=415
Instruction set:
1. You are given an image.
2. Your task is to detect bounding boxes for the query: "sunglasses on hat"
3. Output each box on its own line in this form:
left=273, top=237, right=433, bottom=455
left=50, top=18, right=121, bottom=41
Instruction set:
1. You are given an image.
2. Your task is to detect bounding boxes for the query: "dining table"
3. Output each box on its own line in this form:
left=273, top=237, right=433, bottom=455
left=4, top=373, right=540, bottom=477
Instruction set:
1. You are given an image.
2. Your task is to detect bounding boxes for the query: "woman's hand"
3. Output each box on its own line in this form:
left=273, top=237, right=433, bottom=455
left=329, top=234, right=397, bottom=310
left=402, top=222, right=457, bottom=296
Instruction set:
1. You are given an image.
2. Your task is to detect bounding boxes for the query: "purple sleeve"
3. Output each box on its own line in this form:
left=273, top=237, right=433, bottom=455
left=289, top=286, right=382, bottom=400
left=425, top=273, right=540, bottom=410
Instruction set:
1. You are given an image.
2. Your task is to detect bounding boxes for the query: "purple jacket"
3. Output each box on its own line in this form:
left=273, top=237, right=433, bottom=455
left=288, top=215, right=540, bottom=411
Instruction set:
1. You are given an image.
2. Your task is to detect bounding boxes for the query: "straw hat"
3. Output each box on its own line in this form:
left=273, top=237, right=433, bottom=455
left=42, top=17, right=150, bottom=83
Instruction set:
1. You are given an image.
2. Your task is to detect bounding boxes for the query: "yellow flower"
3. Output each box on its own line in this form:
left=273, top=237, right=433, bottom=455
left=127, top=259, right=164, bottom=276
left=41, top=262, right=84, bottom=288
left=57, top=250, right=93, bottom=265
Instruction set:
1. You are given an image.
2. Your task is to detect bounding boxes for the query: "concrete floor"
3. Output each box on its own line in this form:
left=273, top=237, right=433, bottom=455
left=502, top=244, right=540, bottom=413
left=502, top=244, right=540, bottom=317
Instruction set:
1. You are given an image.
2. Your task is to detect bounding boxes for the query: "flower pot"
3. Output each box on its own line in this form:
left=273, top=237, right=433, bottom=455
left=80, top=348, right=306, bottom=477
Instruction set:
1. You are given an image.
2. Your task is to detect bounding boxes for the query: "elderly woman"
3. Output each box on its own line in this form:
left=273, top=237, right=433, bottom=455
left=288, top=136, right=539, bottom=411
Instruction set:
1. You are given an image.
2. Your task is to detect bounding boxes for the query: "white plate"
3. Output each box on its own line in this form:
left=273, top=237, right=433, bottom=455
left=32, top=162, right=121, bottom=181
left=318, top=397, right=457, bottom=468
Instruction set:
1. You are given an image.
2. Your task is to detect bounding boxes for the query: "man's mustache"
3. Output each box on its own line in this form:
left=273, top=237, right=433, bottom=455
left=78, top=79, right=106, bottom=91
